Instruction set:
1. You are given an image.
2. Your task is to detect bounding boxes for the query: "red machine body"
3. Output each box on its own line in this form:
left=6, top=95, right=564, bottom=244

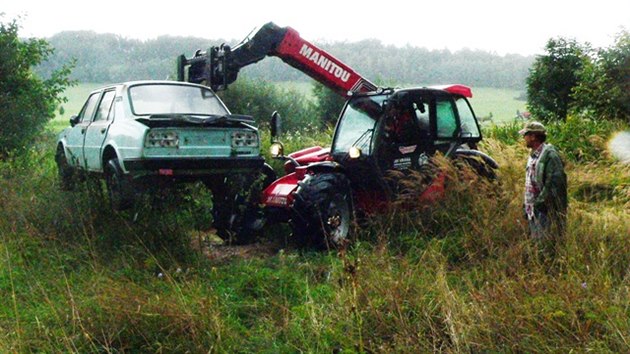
left=261, top=84, right=474, bottom=213
left=178, top=23, right=494, bottom=242
left=272, top=28, right=377, bottom=96
left=178, top=22, right=376, bottom=97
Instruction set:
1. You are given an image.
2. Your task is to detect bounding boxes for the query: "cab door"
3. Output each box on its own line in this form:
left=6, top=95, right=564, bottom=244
left=64, top=92, right=100, bottom=169
left=83, top=89, right=116, bottom=171
left=431, top=92, right=461, bottom=155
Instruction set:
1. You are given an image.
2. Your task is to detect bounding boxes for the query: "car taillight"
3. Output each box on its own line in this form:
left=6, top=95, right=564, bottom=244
left=231, top=131, right=258, bottom=148
left=145, top=131, right=179, bottom=148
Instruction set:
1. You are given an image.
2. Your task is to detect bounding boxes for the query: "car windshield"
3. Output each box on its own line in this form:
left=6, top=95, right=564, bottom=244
left=129, top=83, right=229, bottom=116
left=332, top=95, right=385, bottom=155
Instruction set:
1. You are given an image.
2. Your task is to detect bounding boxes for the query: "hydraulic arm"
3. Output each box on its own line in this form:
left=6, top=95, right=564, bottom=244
left=177, top=22, right=377, bottom=97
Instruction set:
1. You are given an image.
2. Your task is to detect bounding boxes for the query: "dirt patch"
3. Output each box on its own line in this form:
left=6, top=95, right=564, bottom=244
left=190, top=229, right=286, bottom=262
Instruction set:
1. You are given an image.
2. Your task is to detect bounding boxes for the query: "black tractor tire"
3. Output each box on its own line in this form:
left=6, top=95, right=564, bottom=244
left=104, top=158, right=135, bottom=211
left=291, top=173, right=354, bottom=250
left=55, top=145, right=75, bottom=191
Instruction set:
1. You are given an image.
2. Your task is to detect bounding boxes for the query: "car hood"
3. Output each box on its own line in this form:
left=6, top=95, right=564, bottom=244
left=136, top=114, right=256, bottom=129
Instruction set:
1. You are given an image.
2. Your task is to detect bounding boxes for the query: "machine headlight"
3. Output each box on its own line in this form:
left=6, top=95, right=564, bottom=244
left=270, top=142, right=284, bottom=157
left=232, top=131, right=259, bottom=147
left=349, top=147, right=362, bottom=159
left=145, top=130, right=179, bottom=148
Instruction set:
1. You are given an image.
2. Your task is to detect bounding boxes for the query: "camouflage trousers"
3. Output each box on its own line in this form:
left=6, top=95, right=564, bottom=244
left=528, top=210, right=566, bottom=260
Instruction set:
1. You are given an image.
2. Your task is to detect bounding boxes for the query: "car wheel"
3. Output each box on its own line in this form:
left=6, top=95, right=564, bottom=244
left=105, top=158, right=134, bottom=210
left=291, top=173, right=354, bottom=250
left=55, top=145, right=75, bottom=191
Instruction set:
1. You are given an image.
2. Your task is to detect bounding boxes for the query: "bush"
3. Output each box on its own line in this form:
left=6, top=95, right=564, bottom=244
left=0, top=17, right=74, bottom=157
left=217, top=78, right=319, bottom=132
left=486, top=116, right=625, bottom=163
left=572, top=30, right=630, bottom=122
left=311, top=82, right=345, bottom=127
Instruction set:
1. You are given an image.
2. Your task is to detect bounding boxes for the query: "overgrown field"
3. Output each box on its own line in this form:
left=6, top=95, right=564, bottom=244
left=1, top=115, right=628, bottom=352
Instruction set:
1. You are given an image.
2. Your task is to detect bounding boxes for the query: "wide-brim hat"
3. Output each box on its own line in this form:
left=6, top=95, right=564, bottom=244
left=519, top=121, right=546, bottom=135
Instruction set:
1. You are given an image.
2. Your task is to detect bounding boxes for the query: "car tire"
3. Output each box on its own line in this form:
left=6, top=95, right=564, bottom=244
left=105, top=158, right=134, bottom=211
left=55, top=145, right=75, bottom=191
left=291, top=173, right=354, bottom=250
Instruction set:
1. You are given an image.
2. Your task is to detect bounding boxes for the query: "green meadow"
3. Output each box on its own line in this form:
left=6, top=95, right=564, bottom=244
left=6, top=80, right=626, bottom=352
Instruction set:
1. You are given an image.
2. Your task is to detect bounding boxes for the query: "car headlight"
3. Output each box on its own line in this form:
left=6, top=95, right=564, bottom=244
left=232, top=131, right=259, bottom=148
left=145, top=131, right=179, bottom=148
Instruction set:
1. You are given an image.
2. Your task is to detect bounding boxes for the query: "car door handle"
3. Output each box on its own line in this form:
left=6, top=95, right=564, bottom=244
left=100, top=128, right=106, bottom=134
left=81, top=128, right=86, bottom=134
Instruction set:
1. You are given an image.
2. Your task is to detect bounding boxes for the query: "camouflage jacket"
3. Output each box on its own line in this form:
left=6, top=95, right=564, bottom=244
left=529, top=144, right=568, bottom=216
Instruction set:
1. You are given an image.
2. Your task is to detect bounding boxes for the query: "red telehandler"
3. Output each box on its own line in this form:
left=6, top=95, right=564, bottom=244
left=178, top=22, right=498, bottom=247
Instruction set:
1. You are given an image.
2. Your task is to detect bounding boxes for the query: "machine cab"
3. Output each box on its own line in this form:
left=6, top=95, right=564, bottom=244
left=330, top=87, right=482, bottom=199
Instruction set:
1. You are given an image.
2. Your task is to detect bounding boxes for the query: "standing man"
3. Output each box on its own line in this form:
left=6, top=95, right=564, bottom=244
left=520, top=122, right=568, bottom=254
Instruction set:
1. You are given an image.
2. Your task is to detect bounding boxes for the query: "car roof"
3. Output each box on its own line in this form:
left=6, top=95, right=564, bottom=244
left=89, top=80, right=210, bottom=95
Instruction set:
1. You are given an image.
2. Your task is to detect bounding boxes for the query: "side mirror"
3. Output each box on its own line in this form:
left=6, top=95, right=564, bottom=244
left=270, top=111, right=282, bottom=142
left=69, top=115, right=80, bottom=127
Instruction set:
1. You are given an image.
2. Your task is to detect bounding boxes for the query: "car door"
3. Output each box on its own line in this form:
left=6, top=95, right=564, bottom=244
left=83, top=89, right=116, bottom=171
left=65, top=91, right=101, bottom=169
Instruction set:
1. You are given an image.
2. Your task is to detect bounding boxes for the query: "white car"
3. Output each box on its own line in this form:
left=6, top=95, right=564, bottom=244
left=55, top=80, right=264, bottom=210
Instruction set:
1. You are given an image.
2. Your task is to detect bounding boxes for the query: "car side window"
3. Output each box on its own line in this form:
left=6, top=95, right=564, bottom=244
left=79, top=93, right=100, bottom=123
left=93, top=90, right=116, bottom=121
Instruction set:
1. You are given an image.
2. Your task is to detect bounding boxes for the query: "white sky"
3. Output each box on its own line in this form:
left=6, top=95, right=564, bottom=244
left=3, top=0, right=629, bottom=56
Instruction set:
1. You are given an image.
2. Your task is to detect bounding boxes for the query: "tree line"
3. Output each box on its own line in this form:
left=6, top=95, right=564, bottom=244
left=35, top=31, right=534, bottom=89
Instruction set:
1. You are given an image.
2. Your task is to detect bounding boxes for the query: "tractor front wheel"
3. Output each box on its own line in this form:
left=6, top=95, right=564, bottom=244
left=291, top=173, right=354, bottom=250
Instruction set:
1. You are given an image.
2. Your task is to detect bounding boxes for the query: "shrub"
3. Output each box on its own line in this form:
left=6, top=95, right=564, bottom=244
left=217, top=78, right=318, bottom=132
left=572, top=30, right=630, bottom=122
left=485, top=116, right=625, bottom=163
left=0, top=17, right=74, bottom=157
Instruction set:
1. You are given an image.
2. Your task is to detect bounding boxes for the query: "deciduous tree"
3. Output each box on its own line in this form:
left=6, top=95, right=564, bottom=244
left=572, top=30, right=630, bottom=122
left=526, top=37, right=589, bottom=122
left=0, top=17, right=74, bottom=156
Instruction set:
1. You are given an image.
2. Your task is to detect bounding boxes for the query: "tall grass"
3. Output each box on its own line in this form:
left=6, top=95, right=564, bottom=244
left=1, top=119, right=628, bottom=352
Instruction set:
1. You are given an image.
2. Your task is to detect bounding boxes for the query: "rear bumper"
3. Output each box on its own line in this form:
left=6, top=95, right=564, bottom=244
left=123, top=156, right=265, bottom=177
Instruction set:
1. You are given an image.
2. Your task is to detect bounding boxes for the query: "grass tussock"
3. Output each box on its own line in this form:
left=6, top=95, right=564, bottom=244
left=1, top=120, right=629, bottom=352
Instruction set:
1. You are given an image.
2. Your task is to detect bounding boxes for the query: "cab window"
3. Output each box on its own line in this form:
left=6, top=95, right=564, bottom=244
left=456, top=97, right=481, bottom=138
left=436, top=98, right=458, bottom=138
left=333, top=96, right=383, bottom=155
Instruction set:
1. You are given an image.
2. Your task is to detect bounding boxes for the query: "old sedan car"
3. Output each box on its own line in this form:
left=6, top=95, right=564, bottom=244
left=55, top=81, right=265, bottom=213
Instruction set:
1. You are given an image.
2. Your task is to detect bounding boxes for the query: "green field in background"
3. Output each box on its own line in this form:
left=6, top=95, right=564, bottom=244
left=50, top=82, right=526, bottom=133
left=276, top=81, right=527, bottom=124
left=50, top=83, right=103, bottom=133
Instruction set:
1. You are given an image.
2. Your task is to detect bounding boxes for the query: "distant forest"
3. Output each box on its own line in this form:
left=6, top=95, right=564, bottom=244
left=36, top=31, right=534, bottom=90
